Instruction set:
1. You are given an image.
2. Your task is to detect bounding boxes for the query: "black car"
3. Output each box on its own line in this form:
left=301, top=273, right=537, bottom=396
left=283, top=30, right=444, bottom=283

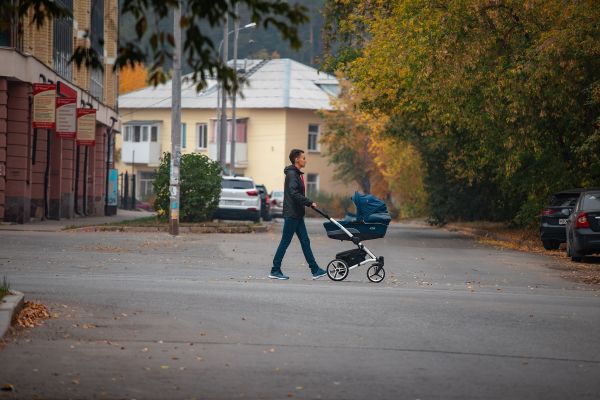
left=539, top=189, right=584, bottom=250
left=255, top=184, right=272, bottom=221
left=566, top=190, right=600, bottom=261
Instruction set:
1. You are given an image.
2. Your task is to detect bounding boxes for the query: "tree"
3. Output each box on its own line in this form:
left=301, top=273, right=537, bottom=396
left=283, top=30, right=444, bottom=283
left=154, top=152, right=222, bottom=222
left=330, top=0, right=600, bottom=225
left=119, top=63, right=149, bottom=94
left=2, top=0, right=309, bottom=93
left=320, top=77, right=426, bottom=217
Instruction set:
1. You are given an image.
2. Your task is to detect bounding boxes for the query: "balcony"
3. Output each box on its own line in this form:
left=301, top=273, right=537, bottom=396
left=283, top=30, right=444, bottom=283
left=208, top=142, right=248, bottom=168
left=122, top=141, right=161, bottom=166
left=122, top=124, right=161, bottom=166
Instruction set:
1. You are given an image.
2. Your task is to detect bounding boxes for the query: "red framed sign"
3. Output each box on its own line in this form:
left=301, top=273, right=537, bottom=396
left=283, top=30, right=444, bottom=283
left=76, top=108, right=96, bottom=146
left=55, top=97, right=77, bottom=138
left=32, top=83, right=56, bottom=129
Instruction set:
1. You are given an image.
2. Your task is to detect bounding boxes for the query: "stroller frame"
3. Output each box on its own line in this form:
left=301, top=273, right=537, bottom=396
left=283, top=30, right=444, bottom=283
left=313, top=207, right=386, bottom=283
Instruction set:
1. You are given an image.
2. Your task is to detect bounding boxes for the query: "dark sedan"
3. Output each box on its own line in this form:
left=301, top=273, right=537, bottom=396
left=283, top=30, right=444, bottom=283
left=539, top=189, right=584, bottom=250
left=566, top=190, right=600, bottom=261
left=255, top=184, right=272, bottom=221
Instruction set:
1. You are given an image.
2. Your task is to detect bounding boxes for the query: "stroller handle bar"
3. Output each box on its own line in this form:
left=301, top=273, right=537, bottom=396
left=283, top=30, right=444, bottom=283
left=311, top=206, right=359, bottom=243
left=311, top=206, right=330, bottom=220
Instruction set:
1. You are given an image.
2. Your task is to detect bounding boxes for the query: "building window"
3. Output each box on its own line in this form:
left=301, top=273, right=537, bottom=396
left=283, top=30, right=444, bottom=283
left=124, top=124, right=159, bottom=142
left=89, top=0, right=104, bottom=100
left=308, top=124, right=320, bottom=152
left=139, top=171, right=156, bottom=200
left=197, top=123, right=208, bottom=149
left=53, top=0, right=73, bottom=79
left=181, top=123, right=187, bottom=148
left=306, top=173, right=319, bottom=196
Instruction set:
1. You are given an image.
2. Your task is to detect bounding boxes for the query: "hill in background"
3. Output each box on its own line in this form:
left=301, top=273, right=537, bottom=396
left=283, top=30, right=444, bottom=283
left=119, top=0, right=324, bottom=73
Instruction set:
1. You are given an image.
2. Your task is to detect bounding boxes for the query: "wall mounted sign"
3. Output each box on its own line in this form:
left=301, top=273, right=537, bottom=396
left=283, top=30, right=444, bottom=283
left=55, top=97, right=77, bottom=138
left=56, top=81, right=77, bottom=99
left=76, top=108, right=96, bottom=146
left=32, top=83, right=56, bottom=129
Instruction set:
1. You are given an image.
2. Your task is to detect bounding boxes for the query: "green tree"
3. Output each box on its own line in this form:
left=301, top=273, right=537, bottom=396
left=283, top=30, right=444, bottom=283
left=333, top=0, right=600, bottom=225
left=154, top=152, right=222, bottom=222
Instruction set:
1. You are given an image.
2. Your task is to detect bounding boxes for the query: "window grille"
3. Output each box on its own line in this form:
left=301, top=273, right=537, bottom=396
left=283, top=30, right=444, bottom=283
left=89, top=0, right=104, bottom=100
left=53, top=0, right=73, bottom=79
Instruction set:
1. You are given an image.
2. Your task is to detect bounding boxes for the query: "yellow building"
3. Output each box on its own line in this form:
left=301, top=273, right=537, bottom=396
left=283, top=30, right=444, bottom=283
left=0, top=0, right=120, bottom=222
left=117, top=58, right=356, bottom=200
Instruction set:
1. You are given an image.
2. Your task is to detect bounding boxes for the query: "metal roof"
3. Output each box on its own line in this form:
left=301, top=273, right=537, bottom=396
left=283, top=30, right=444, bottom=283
left=118, top=59, right=339, bottom=111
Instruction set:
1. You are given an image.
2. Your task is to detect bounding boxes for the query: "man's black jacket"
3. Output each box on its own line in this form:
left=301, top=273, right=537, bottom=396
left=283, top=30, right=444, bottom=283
left=283, top=165, right=312, bottom=218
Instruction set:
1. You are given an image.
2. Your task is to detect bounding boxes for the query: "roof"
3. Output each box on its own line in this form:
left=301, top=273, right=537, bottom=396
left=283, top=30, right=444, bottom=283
left=118, top=59, right=339, bottom=111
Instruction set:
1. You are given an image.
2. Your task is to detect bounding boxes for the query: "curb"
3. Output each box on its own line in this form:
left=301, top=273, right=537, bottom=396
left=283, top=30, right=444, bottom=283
left=444, top=224, right=516, bottom=244
left=66, top=224, right=269, bottom=234
left=0, top=290, right=24, bottom=340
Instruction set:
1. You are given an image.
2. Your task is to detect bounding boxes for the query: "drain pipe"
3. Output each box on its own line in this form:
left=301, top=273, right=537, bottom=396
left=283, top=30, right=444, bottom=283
left=104, top=117, right=117, bottom=215
left=42, top=78, right=54, bottom=220
left=83, top=146, right=88, bottom=215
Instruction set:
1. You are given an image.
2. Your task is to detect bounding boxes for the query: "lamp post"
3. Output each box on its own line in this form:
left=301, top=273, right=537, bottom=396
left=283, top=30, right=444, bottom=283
left=216, top=20, right=256, bottom=174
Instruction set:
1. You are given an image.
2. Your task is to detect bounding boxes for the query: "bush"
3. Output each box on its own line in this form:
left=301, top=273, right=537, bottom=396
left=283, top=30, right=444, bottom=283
left=306, top=191, right=354, bottom=219
left=153, top=152, right=222, bottom=222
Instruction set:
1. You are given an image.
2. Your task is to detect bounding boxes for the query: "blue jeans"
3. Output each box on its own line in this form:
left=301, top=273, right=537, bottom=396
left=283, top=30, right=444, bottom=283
left=272, top=217, right=319, bottom=274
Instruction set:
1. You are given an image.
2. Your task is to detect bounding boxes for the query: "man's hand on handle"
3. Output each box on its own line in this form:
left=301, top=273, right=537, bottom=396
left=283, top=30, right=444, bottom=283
left=311, top=203, right=318, bottom=209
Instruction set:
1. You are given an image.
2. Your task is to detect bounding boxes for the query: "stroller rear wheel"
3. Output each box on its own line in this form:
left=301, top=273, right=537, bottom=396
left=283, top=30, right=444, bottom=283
left=327, top=259, right=349, bottom=281
left=367, top=263, right=385, bottom=283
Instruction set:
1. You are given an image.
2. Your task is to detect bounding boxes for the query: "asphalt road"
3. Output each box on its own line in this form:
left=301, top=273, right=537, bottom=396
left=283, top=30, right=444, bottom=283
left=1, top=219, right=599, bottom=399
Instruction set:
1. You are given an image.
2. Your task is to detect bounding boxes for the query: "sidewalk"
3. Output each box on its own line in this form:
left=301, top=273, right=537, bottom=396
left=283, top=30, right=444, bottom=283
left=0, top=210, right=155, bottom=232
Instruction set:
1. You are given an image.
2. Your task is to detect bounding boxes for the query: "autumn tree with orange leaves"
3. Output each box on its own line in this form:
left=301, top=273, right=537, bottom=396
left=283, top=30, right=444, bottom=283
left=119, top=63, right=149, bottom=94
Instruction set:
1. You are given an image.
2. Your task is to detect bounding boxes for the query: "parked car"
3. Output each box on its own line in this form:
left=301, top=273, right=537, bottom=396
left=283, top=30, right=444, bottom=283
left=566, top=190, right=600, bottom=261
left=213, top=176, right=261, bottom=222
left=255, top=184, right=272, bottom=221
left=270, top=190, right=284, bottom=218
left=539, top=189, right=585, bottom=250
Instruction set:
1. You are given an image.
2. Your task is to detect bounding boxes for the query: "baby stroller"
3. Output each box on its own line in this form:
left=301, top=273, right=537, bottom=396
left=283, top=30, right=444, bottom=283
left=312, top=192, right=391, bottom=283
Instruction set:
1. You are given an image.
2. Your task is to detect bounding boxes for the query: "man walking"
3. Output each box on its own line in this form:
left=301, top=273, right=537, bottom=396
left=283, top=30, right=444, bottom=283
left=269, top=149, right=327, bottom=280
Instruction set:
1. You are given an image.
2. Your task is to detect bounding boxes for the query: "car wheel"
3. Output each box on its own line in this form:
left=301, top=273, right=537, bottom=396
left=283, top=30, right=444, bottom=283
left=542, top=240, right=560, bottom=250
left=569, top=234, right=583, bottom=262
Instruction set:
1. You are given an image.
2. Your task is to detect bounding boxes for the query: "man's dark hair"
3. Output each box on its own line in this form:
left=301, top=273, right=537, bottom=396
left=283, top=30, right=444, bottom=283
left=289, top=149, right=304, bottom=165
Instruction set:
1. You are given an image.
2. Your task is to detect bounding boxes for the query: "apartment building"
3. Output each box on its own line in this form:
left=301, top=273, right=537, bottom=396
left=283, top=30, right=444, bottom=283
left=117, top=58, right=355, bottom=200
left=0, top=0, right=120, bottom=223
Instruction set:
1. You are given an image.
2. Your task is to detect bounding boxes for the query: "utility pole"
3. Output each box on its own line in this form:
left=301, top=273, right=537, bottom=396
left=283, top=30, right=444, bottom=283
left=169, top=1, right=182, bottom=236
left=230, top=3, right=239, bottom=175
left=219, top=11, right=229, bottom=172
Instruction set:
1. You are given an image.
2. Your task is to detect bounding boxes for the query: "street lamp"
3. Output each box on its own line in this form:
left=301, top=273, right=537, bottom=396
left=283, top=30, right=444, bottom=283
left=216, top=20, right=256, bottom=174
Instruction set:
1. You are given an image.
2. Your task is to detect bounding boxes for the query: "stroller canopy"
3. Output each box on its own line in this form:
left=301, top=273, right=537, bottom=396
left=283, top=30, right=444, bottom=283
left=350, top=192, right=390, bottom=224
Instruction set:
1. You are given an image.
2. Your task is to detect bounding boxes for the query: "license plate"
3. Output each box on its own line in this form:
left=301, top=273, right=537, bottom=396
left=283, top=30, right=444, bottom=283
left=559, top=219, right=567, bottom=225
left=222, top=200, right=241, bottom=205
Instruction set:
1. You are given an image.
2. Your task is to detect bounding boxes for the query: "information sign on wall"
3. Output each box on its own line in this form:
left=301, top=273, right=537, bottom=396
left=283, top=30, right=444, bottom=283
left=32, top=83, right=56, bottom=129
left=55, top=97, right=77, bottom=138
left=76, top=108, right=97, bottom=146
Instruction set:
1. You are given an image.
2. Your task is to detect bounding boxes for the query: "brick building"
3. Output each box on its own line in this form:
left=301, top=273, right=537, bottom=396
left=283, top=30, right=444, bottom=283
left=0, top=0, right=120, bottom=223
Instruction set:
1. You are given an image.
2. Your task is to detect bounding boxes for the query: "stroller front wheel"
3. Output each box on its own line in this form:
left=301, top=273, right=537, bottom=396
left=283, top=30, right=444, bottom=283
left=327, top=259, right=349, bottom=281
left=367, top=264, right=385, bottom=283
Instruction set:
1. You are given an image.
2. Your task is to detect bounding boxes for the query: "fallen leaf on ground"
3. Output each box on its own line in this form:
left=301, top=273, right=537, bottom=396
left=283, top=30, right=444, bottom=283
left=16, top=301, right=50, bottom=328
left=1, top=384, right=14, bottom=391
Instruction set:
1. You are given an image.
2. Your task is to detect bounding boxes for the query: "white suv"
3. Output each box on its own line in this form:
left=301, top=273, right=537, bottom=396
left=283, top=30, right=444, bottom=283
left=214, top=176, right=261, bottom=222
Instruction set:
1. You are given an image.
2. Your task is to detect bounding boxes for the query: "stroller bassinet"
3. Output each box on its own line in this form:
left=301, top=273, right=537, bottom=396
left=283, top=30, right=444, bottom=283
left=323, top=192, right=391, bottom=241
